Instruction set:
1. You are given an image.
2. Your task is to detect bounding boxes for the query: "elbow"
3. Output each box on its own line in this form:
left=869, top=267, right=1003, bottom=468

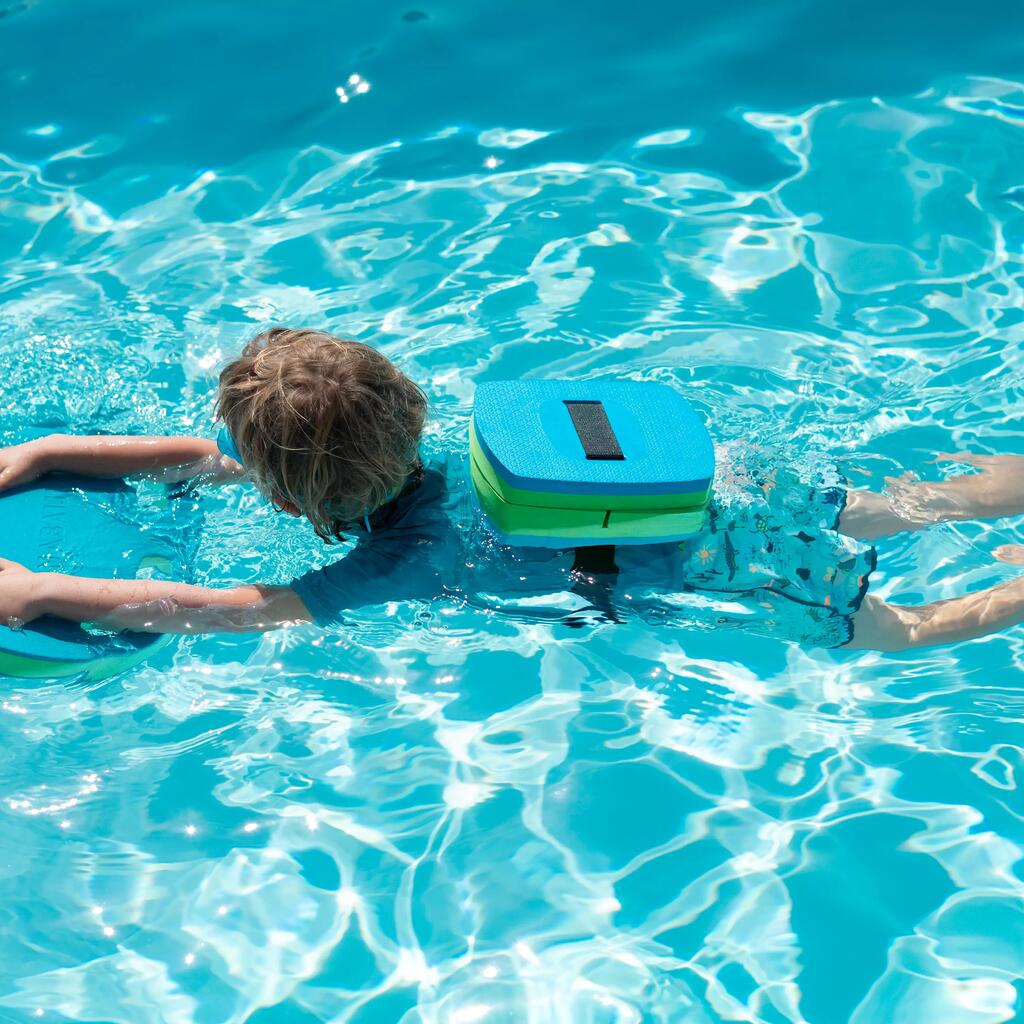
left=192, top=585, right=312, bottom=633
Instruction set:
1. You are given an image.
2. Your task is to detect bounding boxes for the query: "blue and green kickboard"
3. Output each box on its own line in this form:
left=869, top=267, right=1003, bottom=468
left=470, top=379, right=715, bottom=547
left=0, top=473, right=178, bottom=680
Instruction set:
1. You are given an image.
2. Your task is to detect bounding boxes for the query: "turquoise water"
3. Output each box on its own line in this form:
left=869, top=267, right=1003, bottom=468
left=2, top=1, right=1024, bottom=1021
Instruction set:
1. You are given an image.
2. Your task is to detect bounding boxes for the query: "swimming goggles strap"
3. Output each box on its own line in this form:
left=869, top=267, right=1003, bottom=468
left=216, top=426, right=244, bottom=467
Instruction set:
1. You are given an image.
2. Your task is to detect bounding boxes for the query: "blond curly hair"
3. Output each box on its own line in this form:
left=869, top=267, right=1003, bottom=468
left=217, top=327, right=426, bottom=542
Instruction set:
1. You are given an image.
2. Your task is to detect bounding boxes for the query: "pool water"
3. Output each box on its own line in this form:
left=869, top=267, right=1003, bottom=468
left=1, top=2, right=1024, bottom=1021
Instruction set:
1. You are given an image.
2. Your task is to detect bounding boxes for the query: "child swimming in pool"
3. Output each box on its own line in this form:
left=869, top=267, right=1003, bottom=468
left=1, top=326, right=1024, bottom=653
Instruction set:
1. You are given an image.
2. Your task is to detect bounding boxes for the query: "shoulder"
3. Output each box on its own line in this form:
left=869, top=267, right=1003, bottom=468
left=364, top=452, right=464, bottom=542
left=377, top=451, right=473, bottom=526
left=292, top=456, right=465, bottom=624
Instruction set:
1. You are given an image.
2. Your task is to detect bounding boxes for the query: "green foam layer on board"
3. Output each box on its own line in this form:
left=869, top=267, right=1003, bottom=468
left=470, top=422, right=710, bottom=546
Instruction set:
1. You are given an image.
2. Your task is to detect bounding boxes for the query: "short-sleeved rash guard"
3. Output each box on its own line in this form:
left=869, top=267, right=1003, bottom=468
left=292, top=448, right=876, bottom=648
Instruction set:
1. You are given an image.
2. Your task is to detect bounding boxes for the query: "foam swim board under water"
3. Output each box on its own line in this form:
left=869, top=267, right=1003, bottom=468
left=0, top=474, right=181, bottom=679
left=470, top=379, right=715, bottom=547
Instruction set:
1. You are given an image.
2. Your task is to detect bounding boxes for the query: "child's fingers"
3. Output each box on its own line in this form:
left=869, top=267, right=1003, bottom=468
left=930, top=452, right=990, bottom=467
left=0, top=463, right=27, bottom=492
left=993, top=544, right=1024, bottom=566
left=0, top=457, right=38, bottom=493
left=0, top=465, right=18, bottom=492
left=883, top=471, right=919, bottom=489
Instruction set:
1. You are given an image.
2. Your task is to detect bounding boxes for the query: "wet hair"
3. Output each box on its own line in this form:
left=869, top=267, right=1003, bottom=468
left=216, top=327, right=427, bottom=542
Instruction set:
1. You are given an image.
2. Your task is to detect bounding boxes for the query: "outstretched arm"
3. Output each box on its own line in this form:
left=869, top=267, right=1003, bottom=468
left=0, top=434, right=243, bottom=491
left=0, top=559, right=311, bottom=634
left=841, top=453, right=1024, bottom=540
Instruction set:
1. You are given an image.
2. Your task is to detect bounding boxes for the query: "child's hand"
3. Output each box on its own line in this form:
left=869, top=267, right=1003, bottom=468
left=0, top=557, right=42, bottom=626
left=0, top=437, right=53, bottom=493
left=994, top=545, right=1024, bottom=566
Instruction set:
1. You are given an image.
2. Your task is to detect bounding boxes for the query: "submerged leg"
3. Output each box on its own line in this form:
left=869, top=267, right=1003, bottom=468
left=847, top=546, right=1024, bottom=651
left=840, top=453, right=1024, bottom=540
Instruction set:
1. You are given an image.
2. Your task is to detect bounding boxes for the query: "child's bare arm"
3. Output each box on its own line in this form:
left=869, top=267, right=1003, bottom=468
left=0, top=558, right=310, bottom=634
left=0, top=434, right=243, bottom=491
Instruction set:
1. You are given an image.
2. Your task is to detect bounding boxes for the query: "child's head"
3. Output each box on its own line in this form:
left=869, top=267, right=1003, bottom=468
left=216, top=327, right=426, bottom=541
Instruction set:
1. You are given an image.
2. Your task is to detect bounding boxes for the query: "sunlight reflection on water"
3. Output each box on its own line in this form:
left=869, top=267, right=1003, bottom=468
left=0, top=17, right=1023, bottom=1018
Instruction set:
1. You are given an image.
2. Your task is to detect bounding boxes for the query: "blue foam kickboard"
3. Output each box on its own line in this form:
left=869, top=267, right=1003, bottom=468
left=0, top=474, right=172, bottom=668
left=473, top=380, right=715, bottom=496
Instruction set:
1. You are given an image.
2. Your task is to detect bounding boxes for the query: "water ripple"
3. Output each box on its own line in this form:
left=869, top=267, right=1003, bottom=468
left=1, top=75, right=1023, bottom=1023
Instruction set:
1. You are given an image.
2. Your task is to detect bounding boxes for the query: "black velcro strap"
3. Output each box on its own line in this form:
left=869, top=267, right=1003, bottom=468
left=564, top=401, right=625, bottom=461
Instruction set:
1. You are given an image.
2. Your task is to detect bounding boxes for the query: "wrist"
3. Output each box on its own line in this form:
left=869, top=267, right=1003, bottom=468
left=32, top=434, right=67, bottom=472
